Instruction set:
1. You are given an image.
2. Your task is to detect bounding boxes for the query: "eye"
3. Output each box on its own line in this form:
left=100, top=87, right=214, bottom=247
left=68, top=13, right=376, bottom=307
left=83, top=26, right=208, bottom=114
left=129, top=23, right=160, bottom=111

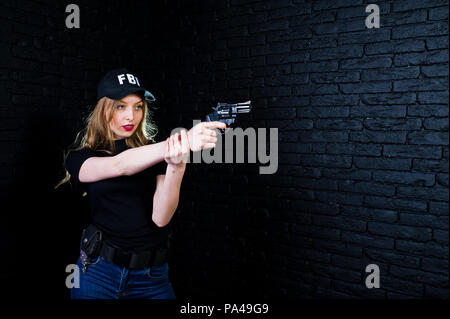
left=117, top=105, right=124, bottom=109
left=135, top=104, right=143, bottom=110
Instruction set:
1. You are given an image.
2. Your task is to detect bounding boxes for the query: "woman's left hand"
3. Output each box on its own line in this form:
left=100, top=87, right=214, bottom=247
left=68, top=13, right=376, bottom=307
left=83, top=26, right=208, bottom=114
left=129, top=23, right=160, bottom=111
left=164, top=130, right=190, bottom=166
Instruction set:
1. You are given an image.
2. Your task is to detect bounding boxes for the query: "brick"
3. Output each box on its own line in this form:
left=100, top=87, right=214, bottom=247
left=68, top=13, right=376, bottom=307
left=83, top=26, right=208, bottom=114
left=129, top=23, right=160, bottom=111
left=394, top=50, right=448, bottom=66
left=311, top=45, right=363, bottom=61
left=268, top=52, right=309, bottom=67
left=341, top=205, right=397, bottom=222
left=382, top=275, right=424, bottom=297
left=294, top=84, right=339, bottom=96
left=313, top=19, right=365, bottom=35
left=361, top=93, right=416, bottom=105
left=265, top=74, right=308, bottom=86
left=362, top=67, right=420, bottom=81
left=373, top=171, right=435, bottom=186
left=279, top=142, right=312, bottom=153
left=383, top=145, right=442, bottom=159
left=396, top=240, right=449, bottom=258
left=365, top=195, right=428, bottom=212
left=294, top=37, right=337, bottom=49
left=382, top=9, right=427, bottom=26
left=393, top=78, right=448, bottom=92
left=253, top=64, right=289, bottom=77
left=293, top=61, right=339, bottom=73
left=254, top=0, right=292, bottom=10
left=296, top=10, right=336, bottom=25
left=311, top=94, right=359, bottom=106
left=399, top=212, right=449, bottom=229
left=422, top=64, right=449, bottom=77
left=408, top=131, right=449, bottom=145
left=365, top=39, right=425, bottom=55
left=299, top=106, right=349, bottom=118
left=327, top=143, right=382, bottom=156
left=311, top=71, right=360, bottom=83
left=333, top=280, right=387, bottom=298
left=341, top=81, right=392, bottom=94
left=337, top=3, right=390, bottom=19
left=253, top=108, right=297, bottom=120
left=408, top=105, right=449, bottom=117
left=315, top=119, right=362, bottom=130
left=339, top=179, right=397, bottom=196
left=437, top=173, right=449, bottom=187
left=388, top=265, right=448, bottom=287
left=268, top=96, right=310, bottom=107
left=341, top=57, right=392, bottom=70
left=401, top=185, right=449, bottom=202
left=394, top=0, right=449, bottom=11
left=267, top=25, right=312, bottom=42
left=421, top=257, right=449, bottom=274
left=331, top=255, right=371, bottom=272
left=252, top=86, right=291, bottom=97
left=392, top=21, right=448, bottom=39
left=339, top=29, right=391, bottom=45
left=429, top=6, right=450, bottom=20
left=435, top=230, right=450, bottom=245
left=313, top=0, right=363, bottom=10
left=427, top=36, right=449, bottom=49
left=350, top=131, right=407, bottom=144
left=413, top=159, right=449, bottom=173
left=315, top=240, right=363, bottom=258
left=369, top=221, right=434, bottom=241
left=429, top=201, right=449, bottom=216
left=267, top=119, right=313, bottom=130
left=418, top=91, right=449, bottom=104
left=299, top=154, right=352, bottom=168
left=300, top=131, right=348, bottom=142
left=315, top=191, right=364, bottom=206
left=354, top=157, right=411, bottom=170
left=364, top=118, right=422, bottom=131
left=349, top=105, right=407, bottom=118
left=277, top=165, right=321, bottom=178
left=342, top=231, right=395, bottom=249
left=322, top=168, right=372, bottom=180
left=365, top=248, right=421, bottom=268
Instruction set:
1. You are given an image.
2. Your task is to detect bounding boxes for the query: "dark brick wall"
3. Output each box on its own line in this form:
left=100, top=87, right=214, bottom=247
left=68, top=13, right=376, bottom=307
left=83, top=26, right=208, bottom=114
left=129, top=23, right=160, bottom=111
left=0, top=0, right=448, bottom=299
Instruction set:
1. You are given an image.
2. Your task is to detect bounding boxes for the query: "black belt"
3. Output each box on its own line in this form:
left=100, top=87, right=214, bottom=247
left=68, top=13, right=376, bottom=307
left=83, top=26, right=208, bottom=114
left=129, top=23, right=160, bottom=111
left=99, top=240, right=169, bottom=269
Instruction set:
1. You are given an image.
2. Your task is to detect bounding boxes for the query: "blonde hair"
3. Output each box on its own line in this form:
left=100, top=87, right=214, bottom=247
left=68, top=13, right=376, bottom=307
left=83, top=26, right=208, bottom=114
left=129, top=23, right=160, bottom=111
left=55, top=92, right=158, bottom=192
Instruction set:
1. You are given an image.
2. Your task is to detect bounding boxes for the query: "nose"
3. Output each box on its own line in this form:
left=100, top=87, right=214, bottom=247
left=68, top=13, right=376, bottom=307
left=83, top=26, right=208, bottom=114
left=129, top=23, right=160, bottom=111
left=125, top=106, right=134, bottom=121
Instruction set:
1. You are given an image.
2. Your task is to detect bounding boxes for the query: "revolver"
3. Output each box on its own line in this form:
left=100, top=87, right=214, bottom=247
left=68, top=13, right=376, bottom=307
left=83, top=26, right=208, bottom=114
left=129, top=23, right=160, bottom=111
left=205, top=100, right=251, bottom=132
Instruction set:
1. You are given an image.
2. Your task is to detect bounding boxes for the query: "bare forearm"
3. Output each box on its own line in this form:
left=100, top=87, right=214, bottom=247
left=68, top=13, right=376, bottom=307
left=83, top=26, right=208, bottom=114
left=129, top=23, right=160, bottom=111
left=116, top=141, right=167, bottom=176
left=152, top=164, right=186, bottom=227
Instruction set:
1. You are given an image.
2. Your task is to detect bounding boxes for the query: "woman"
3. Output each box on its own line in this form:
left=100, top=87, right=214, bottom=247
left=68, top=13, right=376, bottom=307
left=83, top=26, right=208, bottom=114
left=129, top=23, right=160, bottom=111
left=56, top=68, right=225, bottom=299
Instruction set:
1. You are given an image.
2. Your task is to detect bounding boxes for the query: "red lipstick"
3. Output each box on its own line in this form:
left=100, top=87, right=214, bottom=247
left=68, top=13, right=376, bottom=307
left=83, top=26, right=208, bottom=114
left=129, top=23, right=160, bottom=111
left=122, top=125, right=135, bottom=131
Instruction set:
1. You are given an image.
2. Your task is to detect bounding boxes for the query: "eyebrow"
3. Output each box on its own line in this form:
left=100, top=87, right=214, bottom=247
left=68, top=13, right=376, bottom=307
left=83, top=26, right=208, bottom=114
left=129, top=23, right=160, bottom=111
left=119, top=99, right=143, bottom=104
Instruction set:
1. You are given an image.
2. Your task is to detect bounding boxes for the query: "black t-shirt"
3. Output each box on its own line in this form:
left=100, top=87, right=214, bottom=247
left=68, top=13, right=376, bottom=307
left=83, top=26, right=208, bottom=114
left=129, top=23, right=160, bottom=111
left=65, top=138, right=169, bottom=251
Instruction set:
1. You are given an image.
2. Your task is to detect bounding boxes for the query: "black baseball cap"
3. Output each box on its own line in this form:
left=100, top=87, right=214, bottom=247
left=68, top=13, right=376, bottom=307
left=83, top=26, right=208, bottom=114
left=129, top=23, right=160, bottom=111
left=96, top=68, right=156, bottom=102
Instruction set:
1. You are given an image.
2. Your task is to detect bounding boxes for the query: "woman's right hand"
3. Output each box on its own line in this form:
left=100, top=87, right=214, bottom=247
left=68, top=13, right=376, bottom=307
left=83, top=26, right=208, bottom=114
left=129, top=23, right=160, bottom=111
left=164, top=130, right=190, bottom=166
left=187, top=121, right=226, bottom=152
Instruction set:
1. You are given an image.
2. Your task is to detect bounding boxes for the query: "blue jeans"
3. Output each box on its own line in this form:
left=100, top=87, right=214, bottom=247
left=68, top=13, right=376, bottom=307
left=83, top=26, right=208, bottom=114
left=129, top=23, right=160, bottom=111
left=71, top=256, right=176, bottom=299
